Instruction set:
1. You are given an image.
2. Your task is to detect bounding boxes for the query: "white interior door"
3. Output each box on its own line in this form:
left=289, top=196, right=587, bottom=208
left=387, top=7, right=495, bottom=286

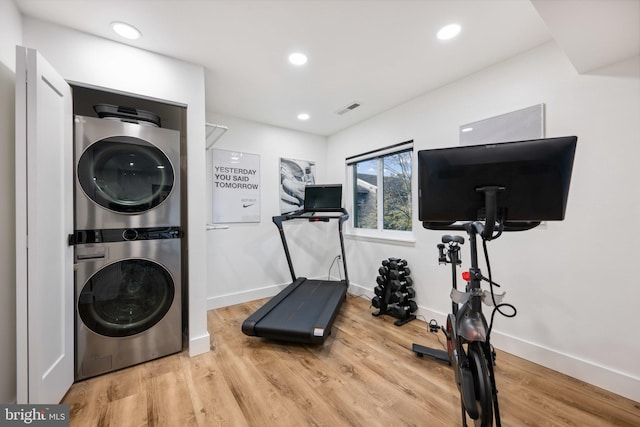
left=15, top=46, right=74, bottom=404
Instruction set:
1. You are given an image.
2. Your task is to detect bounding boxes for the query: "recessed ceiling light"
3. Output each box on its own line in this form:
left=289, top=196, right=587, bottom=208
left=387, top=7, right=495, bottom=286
left=461, top=127, right=473, bottom=133
left=297, top=113, right=310, bottom=121
left=288, top=52, right=308, bottom=66
left=437, top=23, right=461, bottom=41
left=111, top=22, right=141, bottom=40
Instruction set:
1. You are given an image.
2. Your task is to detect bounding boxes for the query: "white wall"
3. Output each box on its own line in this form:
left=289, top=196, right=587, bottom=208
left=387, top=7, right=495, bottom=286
left=21, top=18, right=210, bottom=357
left=327, top=42, right=640, bottom=402
left=0, top=0, right=22, bottom=404
left=205, top=113, right=339, bottom=308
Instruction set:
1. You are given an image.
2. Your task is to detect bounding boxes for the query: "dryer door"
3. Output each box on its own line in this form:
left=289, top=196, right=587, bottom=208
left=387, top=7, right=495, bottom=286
left=78, top=259, right=175, bottom=337
left=77, top=136, right=175, bottom=213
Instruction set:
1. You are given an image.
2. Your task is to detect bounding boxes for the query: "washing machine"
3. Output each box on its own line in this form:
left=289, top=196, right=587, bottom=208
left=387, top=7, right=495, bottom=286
left=74, top=113, right=180, bottom=230
left=74, top=227, right=182, bottom=380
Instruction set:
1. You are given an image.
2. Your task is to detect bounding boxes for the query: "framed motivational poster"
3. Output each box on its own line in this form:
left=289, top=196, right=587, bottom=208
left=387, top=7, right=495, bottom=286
left=211, top=149, right=260, bottom=223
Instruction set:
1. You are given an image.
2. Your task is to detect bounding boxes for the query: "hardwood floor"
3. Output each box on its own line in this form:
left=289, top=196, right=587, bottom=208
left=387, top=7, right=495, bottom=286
left=63, top=295, right=640, bottom=426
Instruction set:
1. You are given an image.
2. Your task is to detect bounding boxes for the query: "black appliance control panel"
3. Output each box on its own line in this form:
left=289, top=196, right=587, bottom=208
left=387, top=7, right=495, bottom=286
left=71, top=226, right=181, bottom=245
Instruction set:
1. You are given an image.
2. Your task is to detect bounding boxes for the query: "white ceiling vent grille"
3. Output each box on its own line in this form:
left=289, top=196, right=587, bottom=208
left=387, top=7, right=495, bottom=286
left=335, top=102, right=361, bottom=115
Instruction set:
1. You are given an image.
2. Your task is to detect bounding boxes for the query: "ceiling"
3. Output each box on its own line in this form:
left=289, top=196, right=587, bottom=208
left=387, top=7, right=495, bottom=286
left=14, top=0, right=640, bottom=136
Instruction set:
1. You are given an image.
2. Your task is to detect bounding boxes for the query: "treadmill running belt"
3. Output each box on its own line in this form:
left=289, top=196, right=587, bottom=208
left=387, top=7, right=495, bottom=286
left=242, top=278, right=348, bottom=344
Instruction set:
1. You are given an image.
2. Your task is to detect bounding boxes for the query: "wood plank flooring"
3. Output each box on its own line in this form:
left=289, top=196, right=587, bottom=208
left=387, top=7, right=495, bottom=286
left=63, top=295, right=640, bottom=426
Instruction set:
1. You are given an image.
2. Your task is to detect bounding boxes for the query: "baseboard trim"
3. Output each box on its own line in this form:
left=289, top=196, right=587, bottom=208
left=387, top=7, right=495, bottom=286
left=348, top=282, right=375, bottom=300
left=489, top=330, right=640, bottom=403
left=415, top=305, right=640, bottom=403
left=188, top=333, right=211, bottom=357
left=207, top=283, right=287, bottom=310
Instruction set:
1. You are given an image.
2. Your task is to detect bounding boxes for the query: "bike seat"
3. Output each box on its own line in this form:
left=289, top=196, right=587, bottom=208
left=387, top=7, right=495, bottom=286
left=442, top=235, right=464, bottom=244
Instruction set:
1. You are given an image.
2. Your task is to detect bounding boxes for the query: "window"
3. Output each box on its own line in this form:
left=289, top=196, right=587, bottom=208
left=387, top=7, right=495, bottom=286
left=349, top=143, right=413, bottom=232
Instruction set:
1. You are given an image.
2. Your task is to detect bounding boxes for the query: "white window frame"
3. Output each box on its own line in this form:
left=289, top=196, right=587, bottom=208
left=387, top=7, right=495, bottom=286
left=345, top=141, right=415, bottom=246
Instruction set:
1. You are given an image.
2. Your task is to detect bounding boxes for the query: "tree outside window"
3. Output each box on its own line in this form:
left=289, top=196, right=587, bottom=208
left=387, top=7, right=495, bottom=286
left=353, top=149, right=412, bottom=231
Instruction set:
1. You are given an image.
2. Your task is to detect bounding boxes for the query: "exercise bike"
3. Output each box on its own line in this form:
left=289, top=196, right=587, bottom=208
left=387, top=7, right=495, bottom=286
left=413, top=218, right=511, bottom=427
left=414, top=136, right=578, bottom=426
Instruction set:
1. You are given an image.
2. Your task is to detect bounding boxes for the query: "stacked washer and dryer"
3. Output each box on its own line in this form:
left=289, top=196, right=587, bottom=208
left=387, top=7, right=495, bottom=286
left=73, top=106, right=182, bottom=380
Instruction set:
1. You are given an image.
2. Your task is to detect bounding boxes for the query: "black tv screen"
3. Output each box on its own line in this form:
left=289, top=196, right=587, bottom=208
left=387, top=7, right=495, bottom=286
left=418, top=136, right=577, bottom=224
left=304, top=184, right=343, bottom=211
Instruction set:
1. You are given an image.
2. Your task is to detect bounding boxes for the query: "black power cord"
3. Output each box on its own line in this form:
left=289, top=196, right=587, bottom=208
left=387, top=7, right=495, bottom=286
left=327, top=255, right=343, bottom=280
left=428, top=318, right=447, bottom=351
left=481, top=236, right=517, bottom=338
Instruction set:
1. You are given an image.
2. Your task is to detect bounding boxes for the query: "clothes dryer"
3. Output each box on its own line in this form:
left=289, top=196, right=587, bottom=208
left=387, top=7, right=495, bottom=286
left=74, top=227, right=182, bottom=380
left=74, top=114, right=180, bottom=230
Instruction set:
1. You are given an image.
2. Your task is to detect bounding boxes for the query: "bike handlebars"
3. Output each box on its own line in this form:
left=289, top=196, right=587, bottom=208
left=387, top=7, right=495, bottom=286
left=423, top=220, right=541, bottom=235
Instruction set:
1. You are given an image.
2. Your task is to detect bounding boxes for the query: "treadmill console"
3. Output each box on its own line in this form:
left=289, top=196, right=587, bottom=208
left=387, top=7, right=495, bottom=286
left=303, top=184, right=342, bottom=212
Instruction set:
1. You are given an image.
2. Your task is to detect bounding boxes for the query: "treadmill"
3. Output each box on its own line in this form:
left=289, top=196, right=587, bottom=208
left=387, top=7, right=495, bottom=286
left=242, top=184, right=350, bottom=344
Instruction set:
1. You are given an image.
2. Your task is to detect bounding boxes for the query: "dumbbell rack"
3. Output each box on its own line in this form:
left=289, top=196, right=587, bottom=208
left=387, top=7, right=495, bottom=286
left=372, top=257, right=417, bottom=326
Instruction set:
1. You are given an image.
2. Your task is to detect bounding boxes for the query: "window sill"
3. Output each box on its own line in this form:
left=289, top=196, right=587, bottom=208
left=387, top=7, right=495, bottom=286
left=344, top=230, right=416, bottom=246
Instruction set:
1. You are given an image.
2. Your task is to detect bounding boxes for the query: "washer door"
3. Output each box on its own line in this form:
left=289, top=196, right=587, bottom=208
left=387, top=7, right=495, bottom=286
left=77, top=136, right=174, bottom=214
left=78, top=259, right=175, bottom=337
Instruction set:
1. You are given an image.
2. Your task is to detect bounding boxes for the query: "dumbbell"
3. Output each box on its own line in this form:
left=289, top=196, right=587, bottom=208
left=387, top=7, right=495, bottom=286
left=378, top=266, right=389, bottom=277
left=389, top=292, right=403, bottom=304
left=390, top=260, right=409, bottom=270
left=406, top=300, right=418, bottom=313
left=389, top=269, right=410, bottom=281
left=399, top=287, right=416, bottom=300
left=389, top=287, right=416, bottom=304
left=387, top=303, right=404, bottom=318
left=389, top=280, right=416, bottom=298
left=394, top=276, right=413, bottom=288
left=372, top=296, right=382, bottom=309
left=376, top=275, right=387, bottom=286
left=405, top=287, right=416, bottom=299
left=399, top=276, right=414, bottom=288
left=407, top=287, right=416, bottom=298
left=389, top=301, right=418, bottom=318
left=374, top=285, right=385, bottom=297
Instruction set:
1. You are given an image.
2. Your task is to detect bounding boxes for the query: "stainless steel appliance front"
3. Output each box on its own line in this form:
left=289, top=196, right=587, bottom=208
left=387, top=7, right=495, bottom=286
left=74, top=115, right=180, bottom=230
left=74, top=236, right=181, bottom=380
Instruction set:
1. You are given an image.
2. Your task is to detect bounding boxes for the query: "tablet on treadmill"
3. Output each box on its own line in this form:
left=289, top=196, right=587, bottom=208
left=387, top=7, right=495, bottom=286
left=304, top=184, right=342, bottom=212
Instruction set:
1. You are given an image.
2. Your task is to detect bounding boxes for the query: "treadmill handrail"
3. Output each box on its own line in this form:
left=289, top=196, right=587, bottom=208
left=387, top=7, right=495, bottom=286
left=273, top=208, right=349, bottom=224
left=272, top=208, right=350, bottom=284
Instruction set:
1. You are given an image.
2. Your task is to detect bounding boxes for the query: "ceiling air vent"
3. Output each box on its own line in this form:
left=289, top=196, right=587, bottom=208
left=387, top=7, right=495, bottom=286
left=335, top=102, right=361, bottom=115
